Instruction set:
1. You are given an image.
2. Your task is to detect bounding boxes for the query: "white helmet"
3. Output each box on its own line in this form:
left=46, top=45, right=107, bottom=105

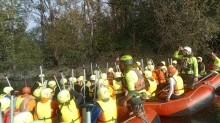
left=3, top=87, right=13, bottom=94
left=14, top=112, right=33, bottom=123
left=108, top=67, right=114, bottom=73
left=172, top=60, right=177, bottom=64
left=69, top=77, right=77, bottom=84
left=136, top=61, right=141, bottom=66
left=40, top=88, right=52, bottom=98
left=144, top=70, right=152, bottom=78
left=97, top=87, right=110, bottom=100
left=0, top=98, right=10, bottom=111
left=90, top=75, right=96, bottom=81
left=101, top=73, right=107, bottom=80
left=77, top=76, right=84, bottom=82
left=147, top=60, right=152, bottom=65
left=48, top=80, right=56, bottom=88
left=60, top=78, right=68, bottom=84
left=33, top=88, right=42, bottom=98
left=161, top=61, right=166, bottom=66
left=184, top=46, right=192, bottom=54
left=57, top=90, right=70, bottom=104
left=145, top=65, right=155, bottom=71
left=114, top=72, right=122, bottom=78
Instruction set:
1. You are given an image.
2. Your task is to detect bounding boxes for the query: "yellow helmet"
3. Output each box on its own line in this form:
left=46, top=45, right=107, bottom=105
left=3, top=86, right=13, bottom=94
left=77, top=76, right=84, bottom=82
left=197, top=57, right=202, bottom=62
left=97, top=87, right=110, bottom=100
left=14, top=112, right=33, bottom=123
left=57, top=90, right=70, bottom=104
left=0, top=98, right=10, bottom=111
left=144, top=70, right=152, bottom=78
left=99, top=79, right=108, bottom=86
left=108, top=67, right=114, bottom=73
left=114, top=72, right=122, bottom=78
left=147, top=60, right=152, bottom=65
left=136, top=61, right=141, bottom=66
left=60, top=78, right=68, bottom=84
left=101, top=73, right=107, bottom=80
left=69, top=77, right=77, bottom=84
left=145, top=65, right=155, bottom=71
left=33, top=88, right=42, bottom=98
left=30, top=120, right=45, bottom=123
left=40, top=88, right=52, bottom=98
left=120, top=55, right=133, bottom=65
left=48, top=80, right=56, bottom=88
left=90, top=75, right=96, bottom=81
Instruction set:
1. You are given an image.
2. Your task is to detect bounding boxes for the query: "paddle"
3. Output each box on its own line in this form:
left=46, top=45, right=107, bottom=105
left=193, top=72, right=214, bottom=86
left=0, top=103, right=2, bottom=123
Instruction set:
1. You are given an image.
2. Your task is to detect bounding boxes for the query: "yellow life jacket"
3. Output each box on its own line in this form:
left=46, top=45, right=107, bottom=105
left=60, top=100, right=80, bottom=123
left=107, top=86, right=116, bottom=101
left=16, top=96, right=25, bottom=109
left=20, top=95, right=35, bottom=112
left=112, top=80, right=123, bottom=94
left=89, top=87, right=94, bottom=97
left=36, top=100, right=53, bottom=123
left=147, top=79, right=157, bottom=97
left=173, top=75, right=184, bottom=94
left=97, top=98, right=117, bottom=123
left=0, top=94, right=6, bottom=98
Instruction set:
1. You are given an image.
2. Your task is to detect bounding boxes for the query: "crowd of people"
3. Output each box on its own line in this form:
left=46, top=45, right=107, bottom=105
left=0, top=46, right=219, bottom=123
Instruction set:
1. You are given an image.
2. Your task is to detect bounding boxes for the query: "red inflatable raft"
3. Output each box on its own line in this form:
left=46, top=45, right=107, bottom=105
left=117, top=106, right=161, bottom=123
left=198, top=73, right=220, bottom=91
left=144, top=84, right=215, bottom=117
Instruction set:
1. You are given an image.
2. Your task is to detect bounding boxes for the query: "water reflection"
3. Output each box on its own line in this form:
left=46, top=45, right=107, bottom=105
left=1, top=79, right=220, bottom=123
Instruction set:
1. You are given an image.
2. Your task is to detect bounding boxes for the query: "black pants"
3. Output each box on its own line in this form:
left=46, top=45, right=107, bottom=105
left=180, top=73, right=194, bottom=89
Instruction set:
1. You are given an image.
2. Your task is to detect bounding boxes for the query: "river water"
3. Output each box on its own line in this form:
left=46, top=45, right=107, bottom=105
left=1, top=79, right=220, bottom=123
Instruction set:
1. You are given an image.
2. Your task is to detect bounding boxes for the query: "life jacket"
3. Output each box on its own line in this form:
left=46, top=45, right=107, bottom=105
left=16, top=95, right=25, bottom=109
left=97, top=98, right=117, bottom=123
left=124, top=69, right=145, bottom=91
left=172, top=75, right=184, bottom=95
left=146, top=79, right=157, bottom=97
left=36, top=99, right=58, bottom=123
left=60, top=100, right=80, bottom=123
left=152, top=70, right=159, bottom=84
left=0, top=94, right=6, bottom=98
left=181, top=57, right=196, bottom=74
left=112, top=79, right=123, bottom=94
left=156, top=69, right=166, bottom=84
left=108, top=86, right=116, bottom=101
left=89, top=86, right=95, bottom=97
left=20, top=95, right=36, bottom=112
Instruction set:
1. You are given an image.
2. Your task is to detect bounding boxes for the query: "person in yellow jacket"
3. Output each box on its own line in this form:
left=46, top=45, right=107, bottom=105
left=173, top=46, right=198, bottom=89
left=166, top=66, right=184, bottom=102
left=144, top=70, right=157, bottom=101
left=48, top=80, right=59, bottom=100
left=99, top=79, right=116, bottom=101
left=34, top=88, right=59, bottom=123
left=208, top=52, right=220, bottom=74
left=112, top=72, right=125, bottom=99
left=91, top=87, right=117, bottom=123
left=0, top=87, right=13, bottom=99
left=15, top=86, right=36, bottom=112
left=57, top=90, right=81, bottom=123
left=118, top=55, right=150, bottom=122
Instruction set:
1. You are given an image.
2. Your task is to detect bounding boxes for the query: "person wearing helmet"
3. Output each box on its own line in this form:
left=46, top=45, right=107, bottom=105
left=91, top=87, right=117, bottom=123
left=0, top=97, right=20, bottom=123
left=135, top=61, right=143, bottom=74
left=15, top=86, right=36, bottom=112
left=33, top=88, right=42, bottom=101
left=155, top=63, right=168, bottom=91
left=60, top=78, right=68, bottom=89
left=0, top=87, right=14, bottom=99
left=144, top=70, right=157, bottom=101
left=197, top=57, right=206, bottom=76
left=87, top=75, right=97, bottom=101
left=14, top=111, right=33, bottom=123
left=57, top=90, right=81, bottom=123
left=112, top=72, right=125, bottom=99
left=172, top=60, right=182, bottom=74
left=166, top=66, right=184, bottom=102
left=48, top=80, right=59, bottom=100
left=173, top=46, right=198, bottom=89
left=118, top=55, right=150, bottom=122
left=99, top=79, right=116, bottom=101
left=208, top=52, right=220, bottom=74
left=74, top=76, right=90, bottom=102
left=33, top=88, right=59, bottom=123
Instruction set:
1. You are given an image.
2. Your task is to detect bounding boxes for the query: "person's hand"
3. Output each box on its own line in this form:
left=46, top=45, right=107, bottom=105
left=121, top=99, right=127, bottom=106
left=194, top=77, right=198, bottom=82
left=178, top=46, right=183, bottom=51
left=166, top=97, right=170, bottom=102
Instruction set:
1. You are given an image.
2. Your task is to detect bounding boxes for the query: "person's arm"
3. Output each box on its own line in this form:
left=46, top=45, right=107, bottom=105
left=69, top=89, right=83, bottom=107
left=173, top=51, right=183, bottom=60
left=91, top=104, right=102, bottom=123
left=167, top=78, right=175, bottom=101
